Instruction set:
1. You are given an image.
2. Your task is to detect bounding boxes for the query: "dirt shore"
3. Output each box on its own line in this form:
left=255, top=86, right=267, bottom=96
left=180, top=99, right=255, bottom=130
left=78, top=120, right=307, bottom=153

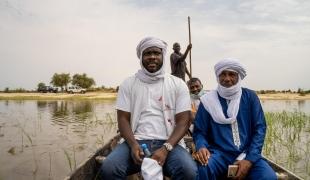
left=0, top=92, right=309, bottom=100
left=258, top=93, right=310, bottom=100
left=0, top=92, right=117, bottom=100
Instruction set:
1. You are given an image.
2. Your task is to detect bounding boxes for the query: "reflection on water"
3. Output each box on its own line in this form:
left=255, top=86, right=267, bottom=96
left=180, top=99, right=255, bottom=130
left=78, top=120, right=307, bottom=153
left=0, top=100, right=118, bottom=180
left=261, top=99, right=310, bottom=114
left=0, top=100, right=309, bottom=179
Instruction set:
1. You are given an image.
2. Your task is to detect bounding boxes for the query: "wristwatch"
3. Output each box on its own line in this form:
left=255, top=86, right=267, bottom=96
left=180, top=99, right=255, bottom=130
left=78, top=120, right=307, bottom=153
left=163, top=143, right=173, bottom=152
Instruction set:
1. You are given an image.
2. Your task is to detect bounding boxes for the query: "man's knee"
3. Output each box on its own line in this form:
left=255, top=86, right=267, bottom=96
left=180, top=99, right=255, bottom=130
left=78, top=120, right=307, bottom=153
left=256, top=168, right=277, bottom=180
left=99, top=160, right=114, bottom=177
left=170, top=165, right=197, bottom=179
left=99, top=159, right=124, bottom=178
left=197, top=165, right=214, bottom=180
left=196, top=155, right=229, bottom=179
left=181, top=163, right=198, bottom=179
left=169, top=147, right=198, bottom=179
left=247, top=159, right=277, bottom=180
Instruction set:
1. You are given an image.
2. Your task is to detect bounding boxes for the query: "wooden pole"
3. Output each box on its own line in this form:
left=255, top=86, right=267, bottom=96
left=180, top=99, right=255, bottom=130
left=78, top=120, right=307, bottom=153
left=188, top=16, right=192, bottom=77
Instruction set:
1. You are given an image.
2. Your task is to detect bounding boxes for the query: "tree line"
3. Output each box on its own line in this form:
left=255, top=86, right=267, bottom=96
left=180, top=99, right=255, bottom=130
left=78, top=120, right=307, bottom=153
left=38, top=73, right=95, bottom=91
left=256, top=88, right=310, bottom=95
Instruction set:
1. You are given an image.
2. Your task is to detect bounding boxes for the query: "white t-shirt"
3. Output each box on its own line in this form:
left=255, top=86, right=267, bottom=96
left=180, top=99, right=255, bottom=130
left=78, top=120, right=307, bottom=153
left=135, top=79, right=167, bottom=140
left=116, top=75, right=190, bottom=140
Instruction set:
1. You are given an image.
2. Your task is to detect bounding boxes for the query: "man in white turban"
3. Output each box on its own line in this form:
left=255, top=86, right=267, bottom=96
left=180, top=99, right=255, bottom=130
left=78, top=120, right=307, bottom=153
left=99, top=37, right=197, bottom=179
left=193, top=58, right=276, bottom=179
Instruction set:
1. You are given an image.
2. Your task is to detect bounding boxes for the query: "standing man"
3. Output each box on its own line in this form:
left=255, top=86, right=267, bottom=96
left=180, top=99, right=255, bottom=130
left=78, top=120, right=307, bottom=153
left=193, top=58, right=276, bottom=180
left=99, top=37, right=197, bottom=179
left=170, top=42, right=192, bottom=81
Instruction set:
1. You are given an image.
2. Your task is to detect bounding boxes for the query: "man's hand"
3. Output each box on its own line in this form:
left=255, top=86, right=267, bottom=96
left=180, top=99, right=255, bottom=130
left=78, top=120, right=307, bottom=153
left=187, top=44, right=192, bottom=50
left=192, top=147, right=210, bottom=166
left=151, top=146, right=169, bottom=166
left=233, top=160, right=252, bottom=180
left=130, top=143, right=144, bottom=165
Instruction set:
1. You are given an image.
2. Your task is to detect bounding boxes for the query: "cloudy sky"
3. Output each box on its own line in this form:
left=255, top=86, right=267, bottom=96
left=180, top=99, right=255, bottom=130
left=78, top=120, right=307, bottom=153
left=0, top=0, right=309, bottom=91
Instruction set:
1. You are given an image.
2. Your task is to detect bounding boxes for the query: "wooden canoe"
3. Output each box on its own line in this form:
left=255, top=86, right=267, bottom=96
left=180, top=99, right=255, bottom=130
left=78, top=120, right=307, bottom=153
left=64, top=135, right=303, bottom=180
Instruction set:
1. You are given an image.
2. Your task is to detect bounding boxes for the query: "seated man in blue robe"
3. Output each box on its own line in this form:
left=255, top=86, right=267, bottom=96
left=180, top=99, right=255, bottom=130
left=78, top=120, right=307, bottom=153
left=193, top=58, right=276, bottom=180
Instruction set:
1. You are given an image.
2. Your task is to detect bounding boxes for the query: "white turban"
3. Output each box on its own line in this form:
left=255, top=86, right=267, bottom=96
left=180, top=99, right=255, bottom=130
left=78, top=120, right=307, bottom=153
left=214, top=58, right=246, bottom=80
left=135, top=37, right=168, bottom=84
left=136, top=37, right=167, bottom=60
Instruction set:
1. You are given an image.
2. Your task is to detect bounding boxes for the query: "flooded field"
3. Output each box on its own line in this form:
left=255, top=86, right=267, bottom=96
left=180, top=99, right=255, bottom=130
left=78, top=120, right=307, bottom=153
left=0, top=100, right=118, bottom=180
left=0, top=99, right=309, bottom=179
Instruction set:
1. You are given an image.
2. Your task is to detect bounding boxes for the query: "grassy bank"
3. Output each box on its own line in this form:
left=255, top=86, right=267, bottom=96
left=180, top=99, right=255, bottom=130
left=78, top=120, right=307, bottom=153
left=1, top=92, right=310, bottom=100
left=258, top=93, right=310, bottom=100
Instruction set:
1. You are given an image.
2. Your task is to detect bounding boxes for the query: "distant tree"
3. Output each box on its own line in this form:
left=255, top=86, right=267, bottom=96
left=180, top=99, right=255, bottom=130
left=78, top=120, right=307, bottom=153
left=297, top=88, right=307, bottom=96
left=72, top=73, right=96, bottom=89
left=4, top=87, right=9, bottom=93
left=50, top=73, right=71, bottom=90
left=15, top=88, right=26, bottom=93
left=297, top=88, right=303, bottom=94
left=37, top=82, right=46, bottom=90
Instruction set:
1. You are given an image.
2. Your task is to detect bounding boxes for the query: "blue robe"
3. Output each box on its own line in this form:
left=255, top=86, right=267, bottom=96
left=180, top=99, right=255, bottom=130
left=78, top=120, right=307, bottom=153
left=193, top=88, right=276, bottom=180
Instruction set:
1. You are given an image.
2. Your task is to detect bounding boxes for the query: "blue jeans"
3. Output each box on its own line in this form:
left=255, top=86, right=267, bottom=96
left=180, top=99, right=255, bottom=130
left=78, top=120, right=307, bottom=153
left=99, top=140, right=197, bottom=180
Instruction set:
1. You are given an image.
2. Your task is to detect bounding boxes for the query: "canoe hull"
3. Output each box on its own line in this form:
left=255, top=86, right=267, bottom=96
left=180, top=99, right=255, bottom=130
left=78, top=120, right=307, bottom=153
left=65, top=135, right=302, bottom=180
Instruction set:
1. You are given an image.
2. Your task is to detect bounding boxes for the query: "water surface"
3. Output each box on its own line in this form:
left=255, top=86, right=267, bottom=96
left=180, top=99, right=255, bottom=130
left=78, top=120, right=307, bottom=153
left=0, top=99, right=309, bottom=179
left=261, top=99, right=310, bottom=114
left=0, top=100, right=118, bottom=180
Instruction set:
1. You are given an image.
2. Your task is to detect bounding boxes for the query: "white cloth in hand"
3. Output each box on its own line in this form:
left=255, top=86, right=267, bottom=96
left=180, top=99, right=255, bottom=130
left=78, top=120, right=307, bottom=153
left=141, top=158, right=163, bottom=180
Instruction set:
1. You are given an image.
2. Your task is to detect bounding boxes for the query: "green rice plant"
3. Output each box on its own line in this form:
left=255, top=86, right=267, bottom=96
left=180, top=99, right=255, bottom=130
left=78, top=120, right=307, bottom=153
left=63, top=147, right=77, bottom=172
left=63, top=149, right=73, bottom=171
left=96, top=135, right=105, bottom=146
left=105, top=113, right=115, bottom=124
left=18, top=124, right=39, bottom=175
left=73, top=146, right=77, bottom=169
left=49, top=152, right=52, bottom=178
left=20, top=126, right=33, bottom=145
left=306, top=141, right=310, bottom=177
left=264, top=111, right=310, bottom=178
left=94, top=114, right=100, bottom=125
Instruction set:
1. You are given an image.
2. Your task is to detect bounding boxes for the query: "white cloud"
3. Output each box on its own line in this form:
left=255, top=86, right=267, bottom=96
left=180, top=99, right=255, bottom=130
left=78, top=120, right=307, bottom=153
left=0, top=0, right=309, bottom=90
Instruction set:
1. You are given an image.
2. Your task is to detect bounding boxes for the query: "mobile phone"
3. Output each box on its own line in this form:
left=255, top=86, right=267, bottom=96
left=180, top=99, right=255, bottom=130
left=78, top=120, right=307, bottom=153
left=227, top=164, right=239, bottom=177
